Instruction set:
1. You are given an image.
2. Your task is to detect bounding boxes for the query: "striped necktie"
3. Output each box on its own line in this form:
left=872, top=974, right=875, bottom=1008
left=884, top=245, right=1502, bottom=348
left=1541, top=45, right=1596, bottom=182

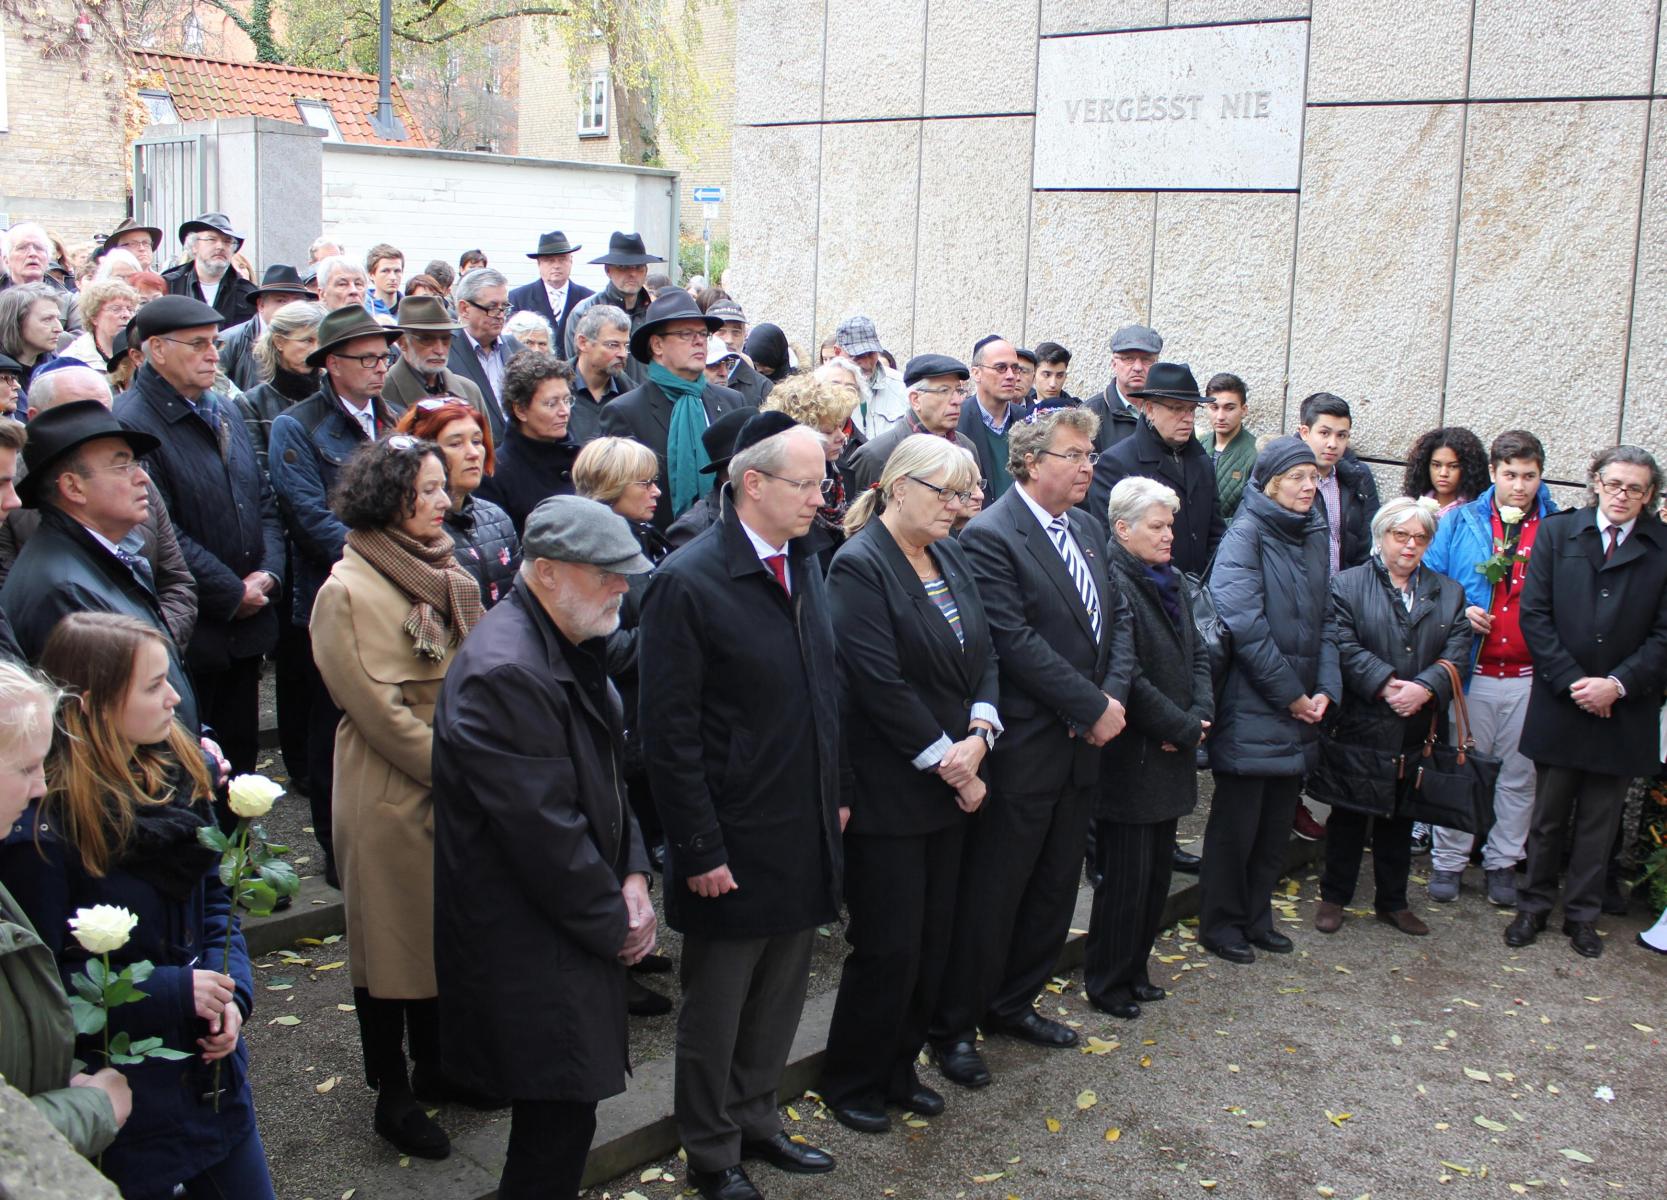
left=1048, top=515, right=1102, bottom=640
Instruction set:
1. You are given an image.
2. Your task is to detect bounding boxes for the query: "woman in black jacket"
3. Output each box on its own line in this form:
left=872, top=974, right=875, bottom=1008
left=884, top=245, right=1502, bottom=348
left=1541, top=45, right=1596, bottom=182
left=235, top=300, right=325, bottom=473
left=1311, top=497, right=1471, bottom=936
left=819, top=435, right=999, bottom=1134
left=475, top=352, right=580, bottom=535
left=1085, top=477, right=1212, bottom=1019
left=1201, top=436, right=1340, bottom=964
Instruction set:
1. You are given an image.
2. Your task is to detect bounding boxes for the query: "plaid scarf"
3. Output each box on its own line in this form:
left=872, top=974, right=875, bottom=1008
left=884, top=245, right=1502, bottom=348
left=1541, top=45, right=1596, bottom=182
left=346, top=527, right=484, bottom=662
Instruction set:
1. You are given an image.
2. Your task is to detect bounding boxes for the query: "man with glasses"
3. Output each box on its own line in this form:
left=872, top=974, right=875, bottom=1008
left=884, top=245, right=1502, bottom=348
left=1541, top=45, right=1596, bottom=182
left=957, top=336, right=1032, bottom=500
left=269, top=305, right=404, bottom=887
left=848, top=354, right=980, bottom=494
left=569, top=304, right=633, bottom=444
left=1085, top=324, right=1162, bottom=453
left=562, top=232, right=665, bottom=387
left=1507, top=445, right=1667, bottom=959
left=448, top=268, right=524, bottom=442
left=383, top=295, right=488, bottom=420
left=162, top=212, right=258, bottom=327
left=600, top=288, right=749, bottom=531
left=114, top=295, right=283, bottom=776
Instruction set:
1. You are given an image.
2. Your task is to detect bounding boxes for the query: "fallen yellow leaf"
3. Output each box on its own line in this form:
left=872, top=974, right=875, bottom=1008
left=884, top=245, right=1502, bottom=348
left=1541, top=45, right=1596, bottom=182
left=1105, top=1127, right=1121, bottom=1142
left=314, top=1075, right=340, bottom=1095
left=1246, top=1120, right=1267, bottom=1129
left=1475, top=1116, right=1508, bottom=1133
left=1045, top=1117, right=1061, bottom=1133
left=1076, top=1090, right=1098, bottom=1110
left=1631, top=1023, right=1655, bottom=1033
left=1324, top=1110, right=1352, bottom=1127
left=1558, top=1149, right=1594, bottom=1164
left=971, top=1172, right=1005, bottom=1184
left=1464, top=1067, right=1492, bottom=1082
left=1139, top=1055, right=1153, bottom=1069
left=785, top=1105, right=800, bottom=1121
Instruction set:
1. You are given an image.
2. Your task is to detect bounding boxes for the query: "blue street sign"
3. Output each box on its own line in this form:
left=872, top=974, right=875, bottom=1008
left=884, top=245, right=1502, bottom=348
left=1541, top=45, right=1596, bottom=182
left=693, top=186, right=724, bottom=204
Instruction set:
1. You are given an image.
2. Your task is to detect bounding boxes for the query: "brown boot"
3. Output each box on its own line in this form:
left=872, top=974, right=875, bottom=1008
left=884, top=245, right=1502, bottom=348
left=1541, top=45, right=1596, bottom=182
left=1377, top=909, right=1430, bottom=936
left=1313, top=901, right=1344, bottom=934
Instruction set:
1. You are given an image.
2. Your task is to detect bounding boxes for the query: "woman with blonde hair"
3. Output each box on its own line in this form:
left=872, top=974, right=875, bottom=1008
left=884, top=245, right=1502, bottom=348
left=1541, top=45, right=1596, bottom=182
left=0, top=613, right=272, bottom=1198
left=60, top=279, right=140, bottom=375
left=237, top=300, right=326, bottom=469
left=766, top=373, right=862, bottom=548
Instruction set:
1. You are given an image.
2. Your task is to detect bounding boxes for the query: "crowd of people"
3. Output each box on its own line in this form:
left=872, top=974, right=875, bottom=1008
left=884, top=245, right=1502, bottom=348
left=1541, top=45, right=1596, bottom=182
left=1, top=210, right=1665, bottom=1200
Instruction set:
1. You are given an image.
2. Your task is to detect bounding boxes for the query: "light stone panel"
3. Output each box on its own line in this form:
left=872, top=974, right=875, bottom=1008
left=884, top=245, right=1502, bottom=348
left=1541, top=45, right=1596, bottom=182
left=1445, top=102, right=1648, bottom=480
left=1287, top=104, right=1464, bottom=454
left=727, top=124, right=823, bottom=357
left=1023, top=192, right=1155, bottom=397
left=922, top=0, right=1040, bottom=117
left=1166, top=0, right=1310, bottom=24
left=1468, top=0, right=1657, bottom=99
left=823, top=0, right=927, bottom=121
left=1307, top=0, right=1471, bottom=103
left=734, top=0, right=826, bottom=125
left=812, top=121, right=923, bottom=361
left=1040, top=0, right=1165, bottom=35
left=1621, top=101, right=1667, bottom=452
left=913, top=117, right=1034, bottom=360
left=1149, top=192, right=1297, bottom=430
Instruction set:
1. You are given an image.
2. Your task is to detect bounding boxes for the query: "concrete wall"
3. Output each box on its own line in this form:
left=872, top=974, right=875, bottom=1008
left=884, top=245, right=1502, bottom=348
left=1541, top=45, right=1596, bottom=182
left=730, top=0, right=1667, bottom=480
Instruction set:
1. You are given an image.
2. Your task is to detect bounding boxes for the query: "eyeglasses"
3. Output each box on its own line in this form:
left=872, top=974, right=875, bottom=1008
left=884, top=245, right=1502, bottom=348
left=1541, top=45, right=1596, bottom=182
left=980, top=362, right=1025, bottom=375
left=908, top=476, right=976, bottom=506
left=158, top=335, right=222, bottom=355
left=1037, top=448, right=1101, bottom=467
left=656, top=329, right=712, bottom=345
left=914, top=384, right=971, bottom=399
left=756, top=469, right=836, bottom=498
left=385, top=434, right=420, bottom=451
left=630, top=478, right=660, bottom=490
left=1385, top=529, right=1432, bottom=547
left=76, top=458, right=144, bottom=478
left=335, top=350, right=395, bottom=369
left=462, top=300, right=512, bottom=317
left=1598, top=478, right=1650, bottom=499
left=594, top=339, right=629, bottom=353
left=416, top=397, right=473, bottom=411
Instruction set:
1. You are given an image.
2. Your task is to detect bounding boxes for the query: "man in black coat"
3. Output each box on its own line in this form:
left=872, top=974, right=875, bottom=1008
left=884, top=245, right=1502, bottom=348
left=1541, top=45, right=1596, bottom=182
left=1296, top=391, right=1380, bottom=573
left=161, top=213, right=258, bottom=328
left=217, top=266, right=315, bottom=392
left=1507, top=446, right=1667, bottom=959
left=561, top=231, right=664, bottom=387
left=930, top=406, right=1136, bottom=1088
left=1083, top=323, right=1160, bottom=453
left=433, top=496, right=654, bottom=1200
left=706, top=300, right=774, bottom=408
left=639, top=414, right=843, bottom=1200
left=506, top=230, right=594, bottom=353
left=599, top=288, right=749, bottom=532
left=1085, top=362, right=1225, bottom=577
left=115, top=296, right=284, bottom=774
left=846, top=354, right=978, bottom=494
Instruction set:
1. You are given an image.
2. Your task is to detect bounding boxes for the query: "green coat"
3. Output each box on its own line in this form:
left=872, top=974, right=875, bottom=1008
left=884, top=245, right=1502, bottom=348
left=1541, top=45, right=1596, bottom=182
left=1206, top=426, right=1258, bottom=523
left=0, top=878, right=118, bottom=1158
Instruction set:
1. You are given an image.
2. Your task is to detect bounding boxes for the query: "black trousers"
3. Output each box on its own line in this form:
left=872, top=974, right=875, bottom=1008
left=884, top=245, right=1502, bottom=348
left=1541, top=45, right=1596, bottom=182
left=354, top=987, right=439, bottom=1092
left=1519, top=765, right=1630, bottom=922
left=194, top=655, right=263, bottom=776
left=821, top=823, right=965, bottom=1107
left=1084, top=816, right=1177, bottom=1006
left=274, top=606, right=312, bottom=785
left=932, top=784, right=1094, bottom=1045
left=499, top=1098, right=597, bottom=1200
left=298, top=631, right=342, bottom=881
left=1320, top=808, right=1413, bottom=912
left=1199, top=772, right=1301, bottom=947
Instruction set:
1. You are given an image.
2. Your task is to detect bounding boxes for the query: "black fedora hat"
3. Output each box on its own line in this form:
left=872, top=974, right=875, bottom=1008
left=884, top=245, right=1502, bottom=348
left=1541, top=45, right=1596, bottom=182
left=698, top=407, right=755, bottom=475
left=17, top=399, right=161, bottom=506
left=0, top=353, right=23, bottom=378
left=590, top=231, right=666, bottom=267
left=630, top=287, right=721, bottom=363
left=178, top=211, right=246, bottom=250
left=307, top=306, right=401, bottom=368
left=527, top=230, right=582, bottom=258
left=250, top=264, right=315, bottom=299
left=1128, top=361, right=1205, bottom=404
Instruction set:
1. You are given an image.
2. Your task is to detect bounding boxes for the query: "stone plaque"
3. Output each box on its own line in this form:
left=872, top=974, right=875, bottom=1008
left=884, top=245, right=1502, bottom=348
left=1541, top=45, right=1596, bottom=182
left=1033, top=22, right=1309, bottom=190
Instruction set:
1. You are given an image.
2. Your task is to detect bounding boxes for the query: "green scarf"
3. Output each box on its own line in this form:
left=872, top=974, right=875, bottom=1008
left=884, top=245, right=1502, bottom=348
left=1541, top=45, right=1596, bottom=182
left=651, top=361, right=712, bottom=518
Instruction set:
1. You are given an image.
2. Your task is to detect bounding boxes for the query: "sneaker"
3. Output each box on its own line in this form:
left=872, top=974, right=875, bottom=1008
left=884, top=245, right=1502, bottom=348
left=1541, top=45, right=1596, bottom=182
left=1483, top=867, right=1517, bottom=908
left=1409, top=823, right=1432, bottom=855
left=1427, top=869, right=1462, bottom=903
left=1292, top=804, right=1327, bottom=842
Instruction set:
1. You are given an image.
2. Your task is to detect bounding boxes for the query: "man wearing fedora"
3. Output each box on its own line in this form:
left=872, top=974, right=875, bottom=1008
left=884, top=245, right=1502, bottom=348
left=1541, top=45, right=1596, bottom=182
left=1085, top=324, right=1163, bottom=454
left=383, top=296, right=488, bottom=419
left=1086, top=362, right=1225, bottom=577
left=105, top=217, right=163, bottom=271
left=162, top=212, right=258, bottom=327
left=268, top=305, right=404, bottom=886
left=218, top=265, right=316, bottom=392
left=561, top=231, right=665, bottom=385
left=599, top=287, right=751, bottom=531
left=508, top=231, right=594, bottom=353
left=0, top=399, right=199, bottom=733
left=447, top=267, right=523, bottom=442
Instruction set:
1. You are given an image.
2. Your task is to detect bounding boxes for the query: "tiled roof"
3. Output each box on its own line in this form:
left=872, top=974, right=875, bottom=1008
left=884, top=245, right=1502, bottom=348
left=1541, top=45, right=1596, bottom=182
left=130, top=49, right=429, bottom=147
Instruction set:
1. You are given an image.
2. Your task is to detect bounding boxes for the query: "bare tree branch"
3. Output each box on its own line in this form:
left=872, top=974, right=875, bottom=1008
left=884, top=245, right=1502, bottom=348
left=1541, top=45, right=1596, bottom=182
left=392, top=5, right=572, bottom=43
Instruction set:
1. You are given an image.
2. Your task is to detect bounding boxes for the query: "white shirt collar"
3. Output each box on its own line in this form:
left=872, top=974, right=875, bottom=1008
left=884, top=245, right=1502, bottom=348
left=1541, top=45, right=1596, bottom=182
left=1596, top=508, right=1637, bottom=543
left=80, top=524, right=124, bottom=556
left=738, top=517, right=788, bottom=561
left=544, top=281, right=568, bottom=310
left=1016, top=482, right=1067, bottom=532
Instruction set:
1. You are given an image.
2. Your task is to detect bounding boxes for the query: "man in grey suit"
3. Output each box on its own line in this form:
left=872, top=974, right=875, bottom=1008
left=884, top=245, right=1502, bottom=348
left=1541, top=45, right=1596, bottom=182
left=447, top=268, right=523, bottom=443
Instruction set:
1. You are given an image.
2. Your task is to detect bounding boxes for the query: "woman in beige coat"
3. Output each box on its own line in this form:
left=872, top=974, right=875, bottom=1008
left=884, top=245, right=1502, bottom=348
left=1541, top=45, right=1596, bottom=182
left=311, top=434, right=484, bottom=1162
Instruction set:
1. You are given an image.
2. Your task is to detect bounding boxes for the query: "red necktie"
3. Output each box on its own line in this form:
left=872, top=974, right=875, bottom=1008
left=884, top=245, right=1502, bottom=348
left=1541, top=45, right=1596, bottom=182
left=764, top=553, right=790, bottom=595
left=1605, top=526, right=1620, bottom=562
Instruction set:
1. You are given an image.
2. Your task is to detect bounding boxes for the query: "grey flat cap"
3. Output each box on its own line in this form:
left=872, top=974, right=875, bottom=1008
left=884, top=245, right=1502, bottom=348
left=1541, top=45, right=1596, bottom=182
left=1110, top=324, right=1163, bottom=354
left=523, top=495, right=654, bottom=573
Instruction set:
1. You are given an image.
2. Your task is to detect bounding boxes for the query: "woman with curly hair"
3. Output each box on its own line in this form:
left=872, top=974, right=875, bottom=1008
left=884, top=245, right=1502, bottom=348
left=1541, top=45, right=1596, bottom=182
left=475, top=351, right=580, bottom=535
left=765, top=372, right=862, bottom=550
left=1402, top=426, right=1488, bottom=518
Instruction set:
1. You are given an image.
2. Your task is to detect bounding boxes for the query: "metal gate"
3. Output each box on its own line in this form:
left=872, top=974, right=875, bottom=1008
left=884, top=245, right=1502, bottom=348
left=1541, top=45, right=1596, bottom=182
left=132, top=134, right=209, bottom=266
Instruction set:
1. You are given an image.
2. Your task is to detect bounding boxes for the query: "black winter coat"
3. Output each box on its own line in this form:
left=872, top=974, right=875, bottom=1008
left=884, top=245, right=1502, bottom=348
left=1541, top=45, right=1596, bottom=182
left=598, top=378, right=751, bottom=530
left=1322, top=452, right=1381, bottom=571
left=1085, top=417, right=1225, bottom=576
left=828, top=520, right=999, bottom=837
left=725, top=358, right=775, bottom=408
left=475, top=423, right=580, bottom=536
left=1099, top=539, right=1214, bottom=823
left=1207, top=487, right=1340, bottom=777
left=638, top=491, right=843, bottom=939
left=234, top=368, right=317, bottom=475
left=1519, top=509, right=1667, bottom=776
left=1084, top=384, right=1138, bottom=453
left=432, top=578, right=649, bottom=1101
left=115, top=365, right=284, bottom=671
left=161, top=262, right=257, bottom=328
left=666, top=490, right=719, bottom=549
left=445, top=494, right=521, bottom=608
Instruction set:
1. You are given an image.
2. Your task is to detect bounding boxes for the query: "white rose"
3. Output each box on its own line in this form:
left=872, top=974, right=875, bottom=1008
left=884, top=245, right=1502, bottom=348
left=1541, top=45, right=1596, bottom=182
left=227, top=774, right=284, bottom=819
left=69, top=905, right=138, bottom=955
left=1416, top=496, right=1442, bottom=514
left=1497, top=505, right=1526, bottom=525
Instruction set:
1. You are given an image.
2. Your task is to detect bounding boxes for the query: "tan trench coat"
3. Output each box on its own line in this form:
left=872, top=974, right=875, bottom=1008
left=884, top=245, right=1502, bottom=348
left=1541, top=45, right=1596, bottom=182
left=312, top=546, right=457, bottom=997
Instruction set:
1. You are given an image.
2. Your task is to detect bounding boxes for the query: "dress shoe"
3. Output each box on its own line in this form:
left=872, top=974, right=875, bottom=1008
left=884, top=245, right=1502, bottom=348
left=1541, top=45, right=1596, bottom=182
left=832, top=1100, right=892, bottom=1133
left=1292, top=803, right=1327, bottom=842
left=1250, top=929, right=1294, bottom=953
left=627, top=975, right=673, bottom=1016
left=1201, top=938, right=1255, bottom=964
left=1376, top=909, right=1429, bottom=937
left=1563, top=919, right=1603, bottom=959
left=888, top=1075, right=945, bottom=1116
left=1130, top=982, right=1166, bottom=1003
left=1503, top=910, right=1547, bottom=948
left=741, top=1130, right=834, bottom=1174
left=1313, top=900, right=1344, bottom=934
left=631, top=952, right=674, bottom=975
left=932, top=1041, right=991, bottom=1089
left=687, top=1165, right=763, bottom=1200
left=1171, top=845, right=1202, bottom=874
left=410, top=1065, right=510, bottom=1110
left=1094, top=997, right=1141, bottom=1020
left=373, top=1088, right=451, bottom=1159
left=990, top=1010, right=1079, bottom=1048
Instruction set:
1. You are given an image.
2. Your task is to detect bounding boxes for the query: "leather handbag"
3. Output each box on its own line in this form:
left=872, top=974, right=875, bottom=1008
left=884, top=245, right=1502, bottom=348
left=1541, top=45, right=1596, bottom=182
left=1182, top=569, right=1232, bottom=689
left=1396, top=659, right=1501, bottom=835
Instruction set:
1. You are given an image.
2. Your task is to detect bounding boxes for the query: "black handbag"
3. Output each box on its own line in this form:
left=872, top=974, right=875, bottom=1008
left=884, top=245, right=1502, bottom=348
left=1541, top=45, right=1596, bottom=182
left=1396, top=660, right=1501, bottom=835
left=1182, top=570, right=1232, bottom=688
